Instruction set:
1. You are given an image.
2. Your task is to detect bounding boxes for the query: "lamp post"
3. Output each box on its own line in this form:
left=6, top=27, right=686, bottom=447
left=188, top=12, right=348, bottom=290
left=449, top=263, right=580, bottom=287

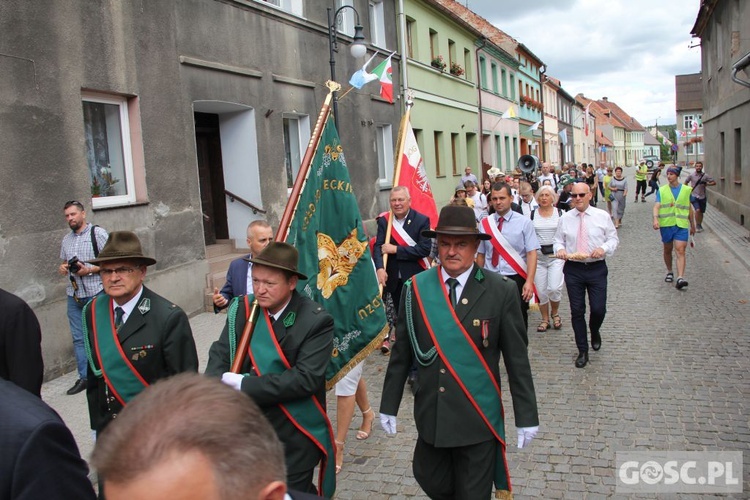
left=328, top=5, right=367, bottom=127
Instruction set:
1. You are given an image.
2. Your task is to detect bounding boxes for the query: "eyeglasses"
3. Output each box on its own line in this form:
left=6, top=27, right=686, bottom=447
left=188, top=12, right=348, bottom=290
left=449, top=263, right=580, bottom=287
left=64, top=200, right=84, bottom=210
left=100, top=266, right=138, bottom=277
left=569, top=193, right=588, bottom=198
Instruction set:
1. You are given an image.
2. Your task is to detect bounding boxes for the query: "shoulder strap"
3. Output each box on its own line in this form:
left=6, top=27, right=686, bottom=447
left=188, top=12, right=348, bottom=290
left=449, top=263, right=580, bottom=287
left=530, top=209, right=535, bottom=221
left=91, top=225, right=100, bottom=257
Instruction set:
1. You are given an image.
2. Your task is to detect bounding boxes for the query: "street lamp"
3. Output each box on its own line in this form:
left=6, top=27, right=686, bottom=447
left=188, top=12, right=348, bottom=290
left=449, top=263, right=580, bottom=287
left=328, top=5, right=367, bottom=126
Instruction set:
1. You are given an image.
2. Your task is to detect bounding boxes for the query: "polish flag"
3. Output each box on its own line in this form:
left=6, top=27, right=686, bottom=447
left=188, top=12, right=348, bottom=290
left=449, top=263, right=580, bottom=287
left=398, top=121, right=438, bottom=228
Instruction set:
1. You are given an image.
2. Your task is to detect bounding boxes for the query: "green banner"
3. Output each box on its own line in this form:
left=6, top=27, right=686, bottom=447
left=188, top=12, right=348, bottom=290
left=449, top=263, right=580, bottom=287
left=287, top=116, right=388, bottom=388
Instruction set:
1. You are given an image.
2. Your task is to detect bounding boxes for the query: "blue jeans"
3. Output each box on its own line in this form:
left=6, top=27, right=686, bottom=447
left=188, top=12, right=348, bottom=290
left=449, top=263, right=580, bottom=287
left=67, top=295, right=94, bottom=379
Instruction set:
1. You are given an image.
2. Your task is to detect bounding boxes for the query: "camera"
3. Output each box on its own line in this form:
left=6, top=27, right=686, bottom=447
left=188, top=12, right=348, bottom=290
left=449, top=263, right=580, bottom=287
left=68, top=256, right=81, bottom=274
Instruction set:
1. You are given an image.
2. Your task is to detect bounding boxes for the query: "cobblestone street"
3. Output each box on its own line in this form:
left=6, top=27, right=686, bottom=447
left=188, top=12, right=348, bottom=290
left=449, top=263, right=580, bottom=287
left=43, top=194, right=749, bottom=498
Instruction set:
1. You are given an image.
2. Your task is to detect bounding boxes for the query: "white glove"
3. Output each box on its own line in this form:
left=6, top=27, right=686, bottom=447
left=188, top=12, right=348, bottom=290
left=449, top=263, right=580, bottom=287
left=517, top=425, right=539, bottom=448
left=221, top=372, right=245, bottom=391
left=380, top=413, right=397, bottom=435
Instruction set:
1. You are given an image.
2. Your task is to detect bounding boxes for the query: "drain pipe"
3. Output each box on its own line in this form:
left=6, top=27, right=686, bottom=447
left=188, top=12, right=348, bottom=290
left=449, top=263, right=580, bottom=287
left=475, top=37, right=487, bottom=179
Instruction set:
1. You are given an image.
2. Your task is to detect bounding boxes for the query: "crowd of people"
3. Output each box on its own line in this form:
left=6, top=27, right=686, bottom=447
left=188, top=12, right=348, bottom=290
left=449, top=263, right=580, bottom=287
left=0, top=159, right=714, bottom=499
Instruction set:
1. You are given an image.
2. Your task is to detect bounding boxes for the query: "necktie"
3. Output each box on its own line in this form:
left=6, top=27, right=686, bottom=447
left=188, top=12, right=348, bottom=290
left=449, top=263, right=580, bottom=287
left=115, top=307, right=125, bottom=330
left=577, top=211, right=589, bottom=254
left=446, top=278, right=459, bottom=308
left=491, top=215, right=504, bottom=267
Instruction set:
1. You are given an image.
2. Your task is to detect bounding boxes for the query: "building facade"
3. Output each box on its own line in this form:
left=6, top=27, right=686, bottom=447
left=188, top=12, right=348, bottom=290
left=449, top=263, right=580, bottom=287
left=691, top=0, right=749, bottom=226
left=1, top=0, right=401, bottom=377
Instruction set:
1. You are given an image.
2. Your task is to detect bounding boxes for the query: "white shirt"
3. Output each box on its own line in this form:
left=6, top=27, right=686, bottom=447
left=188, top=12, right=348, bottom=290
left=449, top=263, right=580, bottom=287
left=112, top=286, right=145, bottom=325
left=440, top=266, right=473, bottom=303
left=270, top=297, right=293, bottom=322
left=553, top=206, right=619, bottom=260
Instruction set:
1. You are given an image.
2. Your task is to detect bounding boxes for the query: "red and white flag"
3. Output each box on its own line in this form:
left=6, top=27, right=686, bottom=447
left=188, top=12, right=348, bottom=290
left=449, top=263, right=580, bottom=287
left=398, top=121, right=438, bottom=228
left=691, top=120, right=699, bottom=134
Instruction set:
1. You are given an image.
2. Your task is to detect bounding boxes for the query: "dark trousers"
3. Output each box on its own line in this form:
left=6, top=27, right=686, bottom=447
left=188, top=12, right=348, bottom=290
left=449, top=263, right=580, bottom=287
left=645, top=180, right=659, bottom=197
left=563, top=260, right=608, bottom=352
left=413, top=437, right=497, bottom=500
left=635, top=179, right=647, bottom=197
left=505, top=273, right=530, bottom=335
left=287, top=468, right=316, bottom=495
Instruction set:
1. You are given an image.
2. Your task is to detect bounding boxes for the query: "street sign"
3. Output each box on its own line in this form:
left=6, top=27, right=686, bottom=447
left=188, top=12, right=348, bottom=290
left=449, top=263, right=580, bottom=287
left=671, top=144, right=678, bottom=152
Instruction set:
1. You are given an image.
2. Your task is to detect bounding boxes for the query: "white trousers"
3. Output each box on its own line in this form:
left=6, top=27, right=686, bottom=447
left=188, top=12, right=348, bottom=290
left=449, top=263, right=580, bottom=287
left=534, top=252, right=565, bottom=304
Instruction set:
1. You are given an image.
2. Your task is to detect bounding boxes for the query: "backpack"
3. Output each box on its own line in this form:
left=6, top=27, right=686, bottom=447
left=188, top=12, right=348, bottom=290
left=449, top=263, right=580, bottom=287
left=91, top=225, right=101, bottom=257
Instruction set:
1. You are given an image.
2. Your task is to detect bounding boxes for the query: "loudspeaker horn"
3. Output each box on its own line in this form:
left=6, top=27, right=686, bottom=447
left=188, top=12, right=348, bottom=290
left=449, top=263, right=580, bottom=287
left=517, top=155, right=539, bottom=174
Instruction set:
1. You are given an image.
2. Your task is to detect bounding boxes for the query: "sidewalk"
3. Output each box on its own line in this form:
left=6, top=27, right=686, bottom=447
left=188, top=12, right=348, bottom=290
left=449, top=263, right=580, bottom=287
left=42, top=196, right=750, bottom=498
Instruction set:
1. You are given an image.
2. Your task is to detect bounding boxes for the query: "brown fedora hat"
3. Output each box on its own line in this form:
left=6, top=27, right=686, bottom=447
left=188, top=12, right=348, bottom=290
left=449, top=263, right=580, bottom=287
left=248, top=242, right=307, bottom=280
left=422, top=205, right=491, bottom=240
left=89, top=231, right=157, bottom=266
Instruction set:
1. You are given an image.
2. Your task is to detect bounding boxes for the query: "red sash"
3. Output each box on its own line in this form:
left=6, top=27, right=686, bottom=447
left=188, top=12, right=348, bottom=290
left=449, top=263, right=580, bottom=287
left=481, top=217, right=538, bottom=304
left=383, top=212, right=430, bottom=270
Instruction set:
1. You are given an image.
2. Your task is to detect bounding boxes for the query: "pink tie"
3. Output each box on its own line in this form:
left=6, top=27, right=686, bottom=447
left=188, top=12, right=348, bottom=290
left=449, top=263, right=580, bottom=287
left=577, top=211, right=589, bottom=254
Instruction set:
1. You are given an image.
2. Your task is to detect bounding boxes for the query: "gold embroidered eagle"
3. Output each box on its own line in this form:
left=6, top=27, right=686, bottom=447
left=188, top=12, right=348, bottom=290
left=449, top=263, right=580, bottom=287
left=317, top=229, right=368, bottom=299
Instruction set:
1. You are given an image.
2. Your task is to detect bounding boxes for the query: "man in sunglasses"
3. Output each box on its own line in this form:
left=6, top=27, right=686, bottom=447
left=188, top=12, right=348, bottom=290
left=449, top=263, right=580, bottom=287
left=58, top=201, right=109, bottom=395
left=82, top=231, right=198, bottom=436
left=554, top=183, right=619, bottom=368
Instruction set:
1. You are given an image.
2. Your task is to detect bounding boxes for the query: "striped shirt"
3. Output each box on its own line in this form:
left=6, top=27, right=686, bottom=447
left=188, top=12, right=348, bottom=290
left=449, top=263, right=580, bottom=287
left=532, top=208, right=561, bottom=246
left=60, top=223, right=109, bottom=298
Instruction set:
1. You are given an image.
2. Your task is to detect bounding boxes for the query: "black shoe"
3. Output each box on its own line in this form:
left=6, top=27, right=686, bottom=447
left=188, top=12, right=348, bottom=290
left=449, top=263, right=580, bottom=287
left=66, top=378, right=87, bottom=395
left=591, top=333, right=601, bottom=351
left=676, top=278, right=688, bottom=290
left=575, top=352, right=588, bottom=368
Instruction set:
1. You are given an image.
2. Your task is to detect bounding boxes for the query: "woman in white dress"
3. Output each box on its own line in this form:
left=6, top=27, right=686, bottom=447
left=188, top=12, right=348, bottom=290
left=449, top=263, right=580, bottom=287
left=531, top=185, right=565, bottom=331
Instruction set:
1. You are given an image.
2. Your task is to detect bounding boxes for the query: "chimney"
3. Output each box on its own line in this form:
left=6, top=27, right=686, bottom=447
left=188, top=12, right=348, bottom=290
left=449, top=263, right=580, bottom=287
left=602, top=97, right=608, bottom=101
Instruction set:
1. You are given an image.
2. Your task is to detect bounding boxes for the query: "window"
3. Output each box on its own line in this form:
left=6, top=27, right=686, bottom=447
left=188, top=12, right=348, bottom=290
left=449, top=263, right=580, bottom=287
left=433, top=131, right=443, bottom=177
left=429, top=29, right=438, bottom=61
left=734, top=127, right=741, bottom=183
left=369, top=0, right=386, bottom=48
left=376, top=124, right=394, bottom=187
left=501, top=68, right=507, bottom=96
left=509, top=75, right=515, bottom=100
left=720, top=131, right=725, bottom=180
left=259, top=0, right=302, bottom=16
left=282, top=115, right=310, bottom=189
left=406, top=17, right=415, bottom=58
left=451, top=133, right=459, bottom=176
left=82, top=93, right=138, bottom=208
left=504, top=136, right=511, bottom=171
left=463, top=49, right=471, bottom=81
left=336, top=0, right=354, bottom=37
left=479, top=56, right=487, bottom=89
left=466, top=133, right=477, bottom=174
left=491, top=62, right=498, bottom=93
left=683, top=114, right=703, bottom=130
left=448, top=39, right=456, bottom=68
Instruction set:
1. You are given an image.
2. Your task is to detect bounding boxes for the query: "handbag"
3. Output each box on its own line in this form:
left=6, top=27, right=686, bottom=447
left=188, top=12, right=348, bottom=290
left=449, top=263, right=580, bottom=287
left=608, top=193, right=615, bottom=201
left=540, top=244, right=554, bottom=255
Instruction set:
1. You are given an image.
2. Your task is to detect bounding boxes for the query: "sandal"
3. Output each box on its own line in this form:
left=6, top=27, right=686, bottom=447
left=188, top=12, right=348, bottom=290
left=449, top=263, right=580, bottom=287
left=335, top=440, right=345, bottom=474
left=356, top=407, right=374, bottom=440
left=665, top=272, right=674, bottom=283
left=536, top=321, right=549, bottom=332
left=552, top=314, right=562, bottom=330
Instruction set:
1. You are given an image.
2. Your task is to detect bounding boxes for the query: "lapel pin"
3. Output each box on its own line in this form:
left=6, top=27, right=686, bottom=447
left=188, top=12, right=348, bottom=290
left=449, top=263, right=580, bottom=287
left=461, top=298, right=468, bottom=305
left=138, top=298, right=151, bottom=315
left=473, top=319, right=480, bottom=326
left=283, top=311, right=296, bottom=328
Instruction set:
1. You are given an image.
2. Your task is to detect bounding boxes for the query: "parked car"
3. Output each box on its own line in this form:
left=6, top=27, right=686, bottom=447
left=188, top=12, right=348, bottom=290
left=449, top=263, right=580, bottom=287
left=643, top=156, right=661, bottom=172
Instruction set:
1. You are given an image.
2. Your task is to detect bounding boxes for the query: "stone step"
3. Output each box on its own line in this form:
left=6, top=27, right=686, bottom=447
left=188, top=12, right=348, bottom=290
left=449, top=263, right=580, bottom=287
left=206, top=239, right=236, bottom=259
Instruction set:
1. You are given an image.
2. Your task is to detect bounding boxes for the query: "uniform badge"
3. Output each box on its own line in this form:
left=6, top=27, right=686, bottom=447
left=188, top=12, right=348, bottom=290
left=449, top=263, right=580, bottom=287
left=283, top=311, right=296, bottom=328
left=473, top=319, right=480, bottom=326
left=138, top=298, right=151, bottom=315
left=481, top=320, right=490, bottom=348
left=474, top=268, right=485, bottom=282
left=461, top=298, right=468, bottom=305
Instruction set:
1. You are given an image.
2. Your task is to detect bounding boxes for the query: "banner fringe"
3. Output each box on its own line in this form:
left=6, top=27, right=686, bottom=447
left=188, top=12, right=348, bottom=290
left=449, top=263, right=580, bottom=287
left=325, top=323, right=389, bottom=390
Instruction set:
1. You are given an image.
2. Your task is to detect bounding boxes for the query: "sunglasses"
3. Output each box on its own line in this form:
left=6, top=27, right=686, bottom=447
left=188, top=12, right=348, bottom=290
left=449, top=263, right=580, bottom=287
left=570, top=193, right=588, bottom=198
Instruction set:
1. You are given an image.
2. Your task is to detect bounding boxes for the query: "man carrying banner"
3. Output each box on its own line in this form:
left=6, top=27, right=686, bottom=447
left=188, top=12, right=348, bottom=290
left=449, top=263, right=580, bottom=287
left=83, top=231, right=198, bottom=435
left=206, top=242, right=336, bottom=496
left=477, top=182, right=540, bottom=332
left=373, top=185, right=432, bottom=352
left=380, top=205, right=539, bottom=499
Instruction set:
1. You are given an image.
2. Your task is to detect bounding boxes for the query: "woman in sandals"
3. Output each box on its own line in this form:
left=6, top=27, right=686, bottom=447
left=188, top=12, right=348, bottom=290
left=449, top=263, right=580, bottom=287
left=531, top=185, right=565, bottom=332
left=334, top=367, right=375, bottom=474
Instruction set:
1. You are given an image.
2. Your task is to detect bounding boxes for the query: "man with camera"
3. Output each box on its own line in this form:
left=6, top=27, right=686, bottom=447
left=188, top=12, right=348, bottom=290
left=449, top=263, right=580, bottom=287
left=684, top=161, right=716, bottom=233
left=58, top=200, right=108, bottom=395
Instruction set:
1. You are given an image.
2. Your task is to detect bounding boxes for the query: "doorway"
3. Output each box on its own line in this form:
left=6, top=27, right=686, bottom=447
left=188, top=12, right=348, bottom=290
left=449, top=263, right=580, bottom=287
left=195, top=112, right=228, bottom=245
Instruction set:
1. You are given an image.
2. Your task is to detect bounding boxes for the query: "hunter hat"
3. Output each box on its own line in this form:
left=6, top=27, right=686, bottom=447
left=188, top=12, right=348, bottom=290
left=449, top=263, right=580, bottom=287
left=248, top=242, right=308, bottom=280
left=454, top=184, right=467, bottom=194
left=89, top=231, right=157, bottom=266
left=422, top=205, right=491, bottom=240
left=558, top=173, right=576, bottom=188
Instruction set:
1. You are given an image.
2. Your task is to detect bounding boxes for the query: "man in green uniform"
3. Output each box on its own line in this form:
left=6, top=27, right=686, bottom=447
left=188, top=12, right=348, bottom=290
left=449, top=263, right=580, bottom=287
left=206, top=242, right=335, bottom=497
left=380, top=205, right=539, bottom=499
left=84, top=231, right=198, bottom=434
